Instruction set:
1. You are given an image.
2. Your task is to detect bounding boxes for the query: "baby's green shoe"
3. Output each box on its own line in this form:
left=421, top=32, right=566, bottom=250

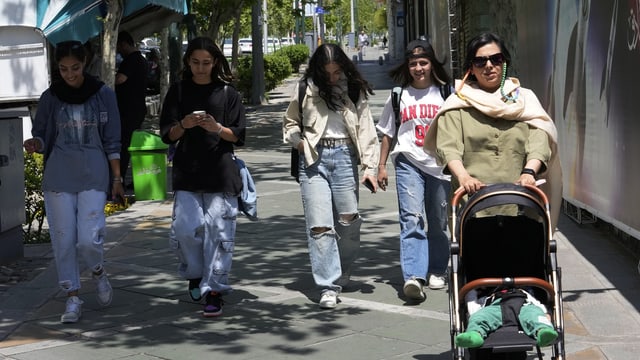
left=455, top=331, right=484, bottom=348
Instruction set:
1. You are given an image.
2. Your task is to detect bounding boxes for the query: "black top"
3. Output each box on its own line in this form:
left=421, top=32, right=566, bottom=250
left=116, top=51, right=148, bottom=117
left=159, top=79, right=246, bottom=194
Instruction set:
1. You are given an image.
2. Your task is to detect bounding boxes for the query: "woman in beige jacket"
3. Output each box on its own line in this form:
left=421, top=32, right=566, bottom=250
left=283, top=43, right=379, bottom=309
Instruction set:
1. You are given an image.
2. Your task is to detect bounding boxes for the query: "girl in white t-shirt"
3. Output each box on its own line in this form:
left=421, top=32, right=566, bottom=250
left=376, top=39, right=453, bottom=302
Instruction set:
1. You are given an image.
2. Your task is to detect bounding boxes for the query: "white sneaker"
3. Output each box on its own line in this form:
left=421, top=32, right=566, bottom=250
left=403, top=277, right=426, bottom=301
left=428, top=274, right=446, bottom=290
left=94, top=271, right=113, bottom=306
left=61, top=296, right=83, bottom=323
left=319, top=290, right=338, bottom=309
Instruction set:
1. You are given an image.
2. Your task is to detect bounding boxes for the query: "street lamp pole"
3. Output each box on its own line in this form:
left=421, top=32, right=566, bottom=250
left=263, top=0, right=268, bottom=53
left=350, top=0, right=355, bottom=33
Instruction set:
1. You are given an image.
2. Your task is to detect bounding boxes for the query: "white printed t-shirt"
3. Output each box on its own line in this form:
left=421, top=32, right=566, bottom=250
left=376, top=85, right=450, bottom=181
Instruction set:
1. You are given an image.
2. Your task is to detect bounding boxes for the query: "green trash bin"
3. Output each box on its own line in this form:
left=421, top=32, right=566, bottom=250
left=127, top=130, right=169, bottom=201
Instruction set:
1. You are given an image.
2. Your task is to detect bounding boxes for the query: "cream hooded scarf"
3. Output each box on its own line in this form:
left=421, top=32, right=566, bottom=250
left=423, top=77, right=563, bottom=230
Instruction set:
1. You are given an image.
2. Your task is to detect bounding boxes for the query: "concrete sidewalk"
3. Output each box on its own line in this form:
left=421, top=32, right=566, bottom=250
left=1, top=53, right=639, bottom=359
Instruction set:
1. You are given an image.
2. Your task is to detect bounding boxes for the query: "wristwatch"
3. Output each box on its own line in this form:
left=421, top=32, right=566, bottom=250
left=113, top=177, right=123, bottom=183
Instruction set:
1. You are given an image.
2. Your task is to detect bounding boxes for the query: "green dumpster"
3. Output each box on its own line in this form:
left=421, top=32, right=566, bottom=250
left=127, top=130, right=169, bottom=201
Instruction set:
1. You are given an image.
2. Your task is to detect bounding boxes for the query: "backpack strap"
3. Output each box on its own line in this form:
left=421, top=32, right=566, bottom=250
left=298, top=80, right=307, bottom=118
left=439, top=83, right=452, bottom=100
left=391, top=86, right=403, bottom=128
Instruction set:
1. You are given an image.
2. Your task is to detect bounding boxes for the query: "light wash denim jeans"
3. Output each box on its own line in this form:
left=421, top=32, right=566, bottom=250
left=394, top=153, right=450, bottom=282
left=170, top=190, right=237, bottom=296
left=299, top=143, right=361, bottom=293
left=44, top=190, right=107, bottom=292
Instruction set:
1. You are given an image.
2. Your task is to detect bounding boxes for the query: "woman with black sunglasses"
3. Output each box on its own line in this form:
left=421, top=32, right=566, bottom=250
left=424, top=32, right=562, bottom=228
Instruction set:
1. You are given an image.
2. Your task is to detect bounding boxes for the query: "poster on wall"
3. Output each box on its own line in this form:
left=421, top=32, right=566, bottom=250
left=517, top=0, right=640, bottom=238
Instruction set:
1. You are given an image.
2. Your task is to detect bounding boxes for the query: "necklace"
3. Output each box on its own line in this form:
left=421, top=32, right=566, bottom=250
left=500, top=63, right=519, bottom=102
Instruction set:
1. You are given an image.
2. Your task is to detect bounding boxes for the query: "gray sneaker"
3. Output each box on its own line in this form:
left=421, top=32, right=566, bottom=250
left=94, top=271, right=113, bottom=306
left=60, top=296, right=83, bottom=323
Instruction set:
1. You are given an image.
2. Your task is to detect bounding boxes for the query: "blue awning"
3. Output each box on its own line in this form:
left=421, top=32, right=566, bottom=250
left=38, top=0, right=106, bottom=45
left=37, top=0, right=187, bottom=45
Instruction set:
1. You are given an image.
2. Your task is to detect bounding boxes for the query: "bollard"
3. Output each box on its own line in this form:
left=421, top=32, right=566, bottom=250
left=378, top=56, right=384, bottom=65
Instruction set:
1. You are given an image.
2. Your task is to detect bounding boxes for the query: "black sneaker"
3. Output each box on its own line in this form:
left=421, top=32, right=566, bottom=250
left=203, top=291, right=223, bottom=317
left=188, top=278, right=202, bottom=301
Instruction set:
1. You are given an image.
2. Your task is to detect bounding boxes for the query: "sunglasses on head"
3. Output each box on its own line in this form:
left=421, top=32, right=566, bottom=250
left=471, top=53, right=505, bottom=68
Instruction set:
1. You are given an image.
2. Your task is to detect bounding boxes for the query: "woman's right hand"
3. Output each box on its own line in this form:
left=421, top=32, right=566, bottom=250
left=377, top=165, right=388, bottom=191
left=455, top=174, right=485, bottom=195
left=23, top=138, right=40, bottom=153
left=182, top=112, right=204, bottom=129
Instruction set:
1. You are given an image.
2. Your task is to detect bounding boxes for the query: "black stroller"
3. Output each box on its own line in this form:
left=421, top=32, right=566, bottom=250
left=448, top=183, right=565, bottom=360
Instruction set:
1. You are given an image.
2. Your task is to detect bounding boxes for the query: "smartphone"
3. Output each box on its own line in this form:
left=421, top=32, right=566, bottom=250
left=363, top=178, right=375, bottom=193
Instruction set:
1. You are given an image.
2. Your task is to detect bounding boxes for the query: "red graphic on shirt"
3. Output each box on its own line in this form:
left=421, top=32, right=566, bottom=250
left=401, top=103, right=440, bottom=147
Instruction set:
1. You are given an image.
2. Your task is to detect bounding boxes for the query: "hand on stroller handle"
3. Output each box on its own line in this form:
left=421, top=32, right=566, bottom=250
left=454, top=178, right=546, bottom=196
left=451, top=182, right=550, bottom=207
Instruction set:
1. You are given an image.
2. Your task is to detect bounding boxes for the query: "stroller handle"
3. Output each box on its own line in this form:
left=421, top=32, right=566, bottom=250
left=459, top=277, right=555, bottom=304
left=451, top=183, right=549, bottom=207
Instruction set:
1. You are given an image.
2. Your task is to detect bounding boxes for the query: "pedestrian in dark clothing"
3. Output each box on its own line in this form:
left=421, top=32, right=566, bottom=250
left=159, top=37, right=247, bottom=317
left=116, top=31, right=148, bottom=187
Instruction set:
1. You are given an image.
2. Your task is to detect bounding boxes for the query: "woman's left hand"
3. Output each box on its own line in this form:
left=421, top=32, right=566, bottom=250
left=111, top=182, right=125, bottom=204
left=516, top=173, right=537, bottom=186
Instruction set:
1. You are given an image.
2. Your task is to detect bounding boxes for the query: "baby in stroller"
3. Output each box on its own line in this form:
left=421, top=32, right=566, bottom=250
left=456, top=287, right=558, bottom=348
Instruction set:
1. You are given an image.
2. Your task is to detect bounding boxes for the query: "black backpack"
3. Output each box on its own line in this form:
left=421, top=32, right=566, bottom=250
left=290, top=80, right=360, bottom=182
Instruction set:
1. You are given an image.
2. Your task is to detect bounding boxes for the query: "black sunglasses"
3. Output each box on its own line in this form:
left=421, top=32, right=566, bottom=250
left=471, top=53, right=505, bottom=68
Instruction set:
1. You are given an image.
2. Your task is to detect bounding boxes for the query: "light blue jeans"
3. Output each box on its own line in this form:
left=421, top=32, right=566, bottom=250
left=170, top=191, right=237, bottom=296
left=299, top=143, right=361, bottom=293
left=44, top=190, right=107, bottom=292
left=395, top=153, right=450, bottom=282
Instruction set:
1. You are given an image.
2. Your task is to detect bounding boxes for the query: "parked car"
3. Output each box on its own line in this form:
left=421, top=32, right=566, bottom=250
left=222, top=38, right=236, bottom=57
left=281, top=37, right=295, bottom=46
left=238, top=38, right=252, bottom=53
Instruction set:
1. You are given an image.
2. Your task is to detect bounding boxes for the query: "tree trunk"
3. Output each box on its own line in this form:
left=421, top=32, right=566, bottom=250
left=230, top=0, right=244, bottom=70
left=102, top=0, right=124, bottom=89
left=251, top=0, right=265, bottom=105
left=160, top=27, right=171, bottom=103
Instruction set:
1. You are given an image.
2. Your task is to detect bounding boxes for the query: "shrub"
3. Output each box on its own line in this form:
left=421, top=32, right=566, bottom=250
left=274, top=44, right=309, bottom=73
left=265, top=53, right=293, bottom=90
left=236, top=53, right=293, bottom=101
left=23, top=152, right=49, bottom=243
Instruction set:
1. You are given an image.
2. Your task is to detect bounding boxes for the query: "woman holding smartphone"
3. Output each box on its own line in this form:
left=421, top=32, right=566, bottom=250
left=159, top=37, right=246, bottom=317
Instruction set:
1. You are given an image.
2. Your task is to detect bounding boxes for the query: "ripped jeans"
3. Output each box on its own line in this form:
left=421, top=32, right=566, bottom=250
left=395, top=153, right=451, bottom=282
left=170, top=190, right=237, bottom=296
left=299, top=143, right=361, bottom=293
left=44, top=190, right=107, bottom=293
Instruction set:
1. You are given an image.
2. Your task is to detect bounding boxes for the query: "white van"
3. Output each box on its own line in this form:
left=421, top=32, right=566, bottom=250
left=238, top=38, right=252, bottom=53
